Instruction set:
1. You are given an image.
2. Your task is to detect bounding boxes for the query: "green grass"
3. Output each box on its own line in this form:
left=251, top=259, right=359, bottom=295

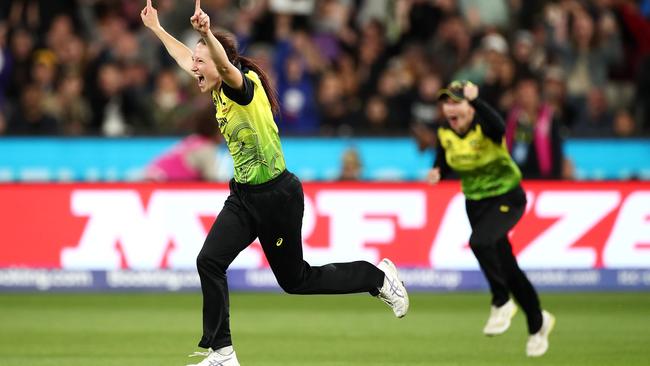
left=0, top=292, right=649, bottom=365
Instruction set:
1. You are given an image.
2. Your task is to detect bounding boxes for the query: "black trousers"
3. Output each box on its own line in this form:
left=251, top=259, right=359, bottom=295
left=196, top=170, right=385, bottom=349
left=466, top=185, right=543, bottom=334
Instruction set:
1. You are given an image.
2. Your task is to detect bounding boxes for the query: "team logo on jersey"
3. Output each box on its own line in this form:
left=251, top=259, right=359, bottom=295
left=217, top=117, right=228, bottom=129
left=276, top=237, right=284, bottom=247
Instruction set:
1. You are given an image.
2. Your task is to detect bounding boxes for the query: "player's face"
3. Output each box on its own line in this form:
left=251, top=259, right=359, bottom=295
left=442, top=99, right=473, bottom=133
left=192, top=43, right=221, bottom=93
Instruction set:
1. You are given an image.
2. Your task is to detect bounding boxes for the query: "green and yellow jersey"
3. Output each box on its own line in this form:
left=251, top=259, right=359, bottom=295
left=435, top=98, right=521, bottom=201
left=212, top=69, right=286, bottom=185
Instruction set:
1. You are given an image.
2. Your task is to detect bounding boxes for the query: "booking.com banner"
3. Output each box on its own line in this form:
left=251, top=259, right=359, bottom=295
left=1, top=182, right=649, bottom=292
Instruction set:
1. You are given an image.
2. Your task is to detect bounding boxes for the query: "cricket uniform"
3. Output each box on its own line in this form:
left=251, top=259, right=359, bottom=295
left=197, top=69, right=384, bottom=350
left=435, top=97, right=543, bottom=334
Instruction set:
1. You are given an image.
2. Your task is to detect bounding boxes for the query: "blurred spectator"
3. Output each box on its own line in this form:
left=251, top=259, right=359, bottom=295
left=505, top=76, right=564, bottom=179
left=546, top=2, right=623, bottom=100
left=336, top=51, right=361, bottom=104
left=152, top=69, right=191, bottom=134
left=43, top=70, right=91, bottom=136
left=637, top=55, right=650, bottom=132
left=459, top=0, right=509, bottom=31
left=89, top=62, right=127, bottom=136
left=479, top=33, right=516, bottom=111
left=338, top=147, right=362, bottom=181
left=572, top=88, right=615, bottom=136
left=357, top=19, right=389, bottom=98
left=46, top=14, right=75, bottom=57
left=5, top=0, right=78, bottom=35
left=410, top=72, right=442, bottom=127
left=542, top=65, right=577, bottom=129
left=31, top=49, right=57, bottom=96
left=7, top=83, right=59, bottom=135
left=317, top=70, right=353, bottom=135
left=613, top=109, right=637, bottom=137
left=399, top=0, right=455, bottom=44
left=144, top=108, right=223, bottom=182
left=0, top=108, right=6, bottom=135
left=275, top=35, right=319, bottom=134
left=5, top=26, right=34, bottom=101
left=374, top=65, right=411, bottom=130
left=0, top=21, right=8, bottom=108
left=612, top=1, right=650, bottom=79
left=562, top=156, right=576, bottom=180
left=429, top=15, right=472, bottom=80
left=56, top=34, right=86, bottom=75
left=360, top=95, right=391, bottom=135
left=0, top=0, right=647, bottom=141
left=88, top=61, right=152, bottom=136
left=276, top=53, right=319, bottom=134
left=511, top=30, right=547, bottom=79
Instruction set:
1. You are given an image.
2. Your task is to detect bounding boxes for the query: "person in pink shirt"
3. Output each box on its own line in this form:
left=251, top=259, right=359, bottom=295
left=144, top=110, right=221, bottom=181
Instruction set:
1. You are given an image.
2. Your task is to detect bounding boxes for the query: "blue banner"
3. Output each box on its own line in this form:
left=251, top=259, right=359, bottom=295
left=2, top=269, right=649, bottom=292
left=0, top=137, right=648, bottom=181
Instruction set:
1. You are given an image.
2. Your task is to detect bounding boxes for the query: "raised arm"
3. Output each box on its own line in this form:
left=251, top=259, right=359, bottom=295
left=190, top=0, right=244, bottom=90
left=141, top=0, right=195, bottom=77
left=464, top=83, right=505, bottom=142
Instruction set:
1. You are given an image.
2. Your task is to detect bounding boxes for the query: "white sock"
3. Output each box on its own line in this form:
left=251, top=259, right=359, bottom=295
left=216, top=346, right=234, bottom=355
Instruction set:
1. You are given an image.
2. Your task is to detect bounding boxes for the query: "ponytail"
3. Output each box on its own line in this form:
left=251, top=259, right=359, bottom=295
left=203, top=31, right=280, bottom=116
left=238, top=56, right=280, bottom=116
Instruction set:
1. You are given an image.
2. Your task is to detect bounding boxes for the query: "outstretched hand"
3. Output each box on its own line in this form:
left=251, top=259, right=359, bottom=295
left=140, top=0, right=160, bottom=30
left=190, top=0, right=211, bottom=37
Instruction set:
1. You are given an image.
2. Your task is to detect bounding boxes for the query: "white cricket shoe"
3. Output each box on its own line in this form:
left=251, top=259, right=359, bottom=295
left=376, top=258, right=409, bottom=318
left=483, top=298, right=518, bottom=336
left=526, top=310, right=556, bottom=357
left=187, top=347, right=240, bottom=366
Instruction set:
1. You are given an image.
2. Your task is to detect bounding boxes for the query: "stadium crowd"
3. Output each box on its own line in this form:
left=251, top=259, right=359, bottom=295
left=0, top=0, right=649, bottom=139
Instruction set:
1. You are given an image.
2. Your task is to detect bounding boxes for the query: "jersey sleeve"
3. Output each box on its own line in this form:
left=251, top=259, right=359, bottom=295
left=433, top=127, right=453, bottom=179
left=221, top=69, right=255, bottom=105
left=470, top=97, right=505, bottom=143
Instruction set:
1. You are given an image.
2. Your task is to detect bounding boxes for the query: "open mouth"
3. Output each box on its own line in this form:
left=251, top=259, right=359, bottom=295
left=448, top=115, right=459, bottom=123
left=197, top=75, right=205, bottom=88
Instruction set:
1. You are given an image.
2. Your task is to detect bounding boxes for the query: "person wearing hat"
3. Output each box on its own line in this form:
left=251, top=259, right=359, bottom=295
left=428, top=80, right=555, bottom=357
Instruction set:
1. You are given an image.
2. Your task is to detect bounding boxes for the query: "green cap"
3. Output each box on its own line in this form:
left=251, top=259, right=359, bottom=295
left=437, top=80, right=468, bottom=102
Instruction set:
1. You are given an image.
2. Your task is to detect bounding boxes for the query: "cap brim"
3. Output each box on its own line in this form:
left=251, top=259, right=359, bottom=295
left=437, top=89, right=464, bottom=102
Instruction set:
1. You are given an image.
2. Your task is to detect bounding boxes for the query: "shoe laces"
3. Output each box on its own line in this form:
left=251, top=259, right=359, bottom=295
left=188, top=349, right=233, bottom=366
left=189, top=348, right=214, bottom=358
left=380, top=276, right=404, bottom=303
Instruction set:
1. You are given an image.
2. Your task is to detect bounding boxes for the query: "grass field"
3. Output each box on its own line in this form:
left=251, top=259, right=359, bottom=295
left=0, top=292, right=648, bottom=366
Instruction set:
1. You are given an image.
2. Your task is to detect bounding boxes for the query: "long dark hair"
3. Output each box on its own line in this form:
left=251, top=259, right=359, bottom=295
left=198, top=31, right=280, bottom=116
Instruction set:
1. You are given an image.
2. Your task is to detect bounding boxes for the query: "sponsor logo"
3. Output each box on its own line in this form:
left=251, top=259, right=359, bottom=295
left=0, top=184, right=648, bottom=271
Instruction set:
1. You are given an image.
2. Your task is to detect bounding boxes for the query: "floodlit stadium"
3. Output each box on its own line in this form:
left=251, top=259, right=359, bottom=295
left=0, top=0, right=649, bottom=365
